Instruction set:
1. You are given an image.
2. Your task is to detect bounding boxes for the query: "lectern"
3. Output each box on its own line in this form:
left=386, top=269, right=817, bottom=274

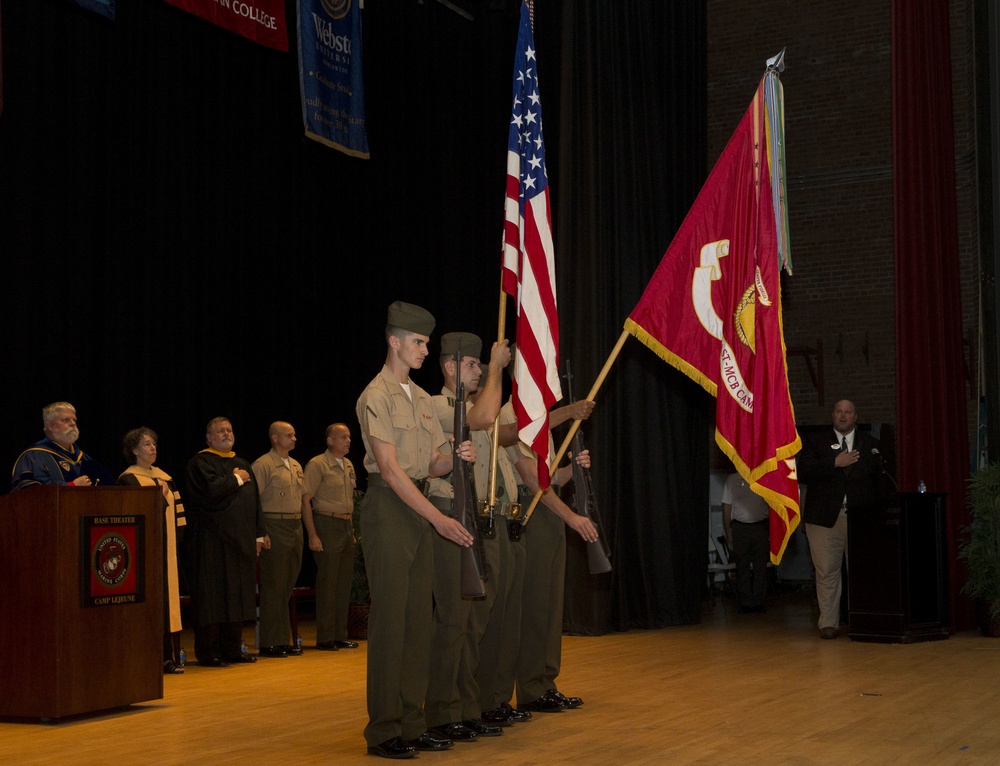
left=0, top=485, right=163, bottom=719
left=847, top=492, right=949, bottom=643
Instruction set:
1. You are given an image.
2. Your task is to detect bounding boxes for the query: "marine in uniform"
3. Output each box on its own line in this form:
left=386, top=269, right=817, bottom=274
left=425, top=333, right=509, bottom=742
left=355, top=301, right=476, bottom=760
left=251, top=421, right=305, bottom=657
left=468, top=380, right=530, bottom=727
left=499, top=398, right=598, bottom=712
left=301, top=422, right=359, bottom=650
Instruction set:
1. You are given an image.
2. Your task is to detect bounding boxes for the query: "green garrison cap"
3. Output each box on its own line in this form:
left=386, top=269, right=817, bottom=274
left=440, top=332, right=483, bottom=360
left=387, top=301, right=435, bottom=336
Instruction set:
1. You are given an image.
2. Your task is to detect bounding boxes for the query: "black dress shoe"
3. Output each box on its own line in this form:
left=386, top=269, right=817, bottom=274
left=163, top=659, right=185, bottom=674
left=332, top=640, right=359, bottom=649
left=428, top=722, right=478, bottom=742
left=281, top=644, right=304, bottom=656
left=481, top=706, right=515, bottom=726
left=404, top=732, right=454, bottom=751
left=259, top=646, right=288, bottom=657
left=315, top=641, right=340, bottom=651
left=224, top=653, right=257, bottom=664
left=501, top=701, right=532, bottom=722
left=547, top=689, right=583, bottom=708
left=462, top=719, right=503, bottom=737
left=198, top=657, right=229, bottom=668
left=518, top=694, right=564, bottom=713
left=367, top=736, right=416, bottom=759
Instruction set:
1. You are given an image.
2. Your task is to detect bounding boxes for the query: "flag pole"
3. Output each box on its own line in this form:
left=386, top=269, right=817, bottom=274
left=487, top=279, right=508, bottom=509
left=522, top=328, right=631, bottom=523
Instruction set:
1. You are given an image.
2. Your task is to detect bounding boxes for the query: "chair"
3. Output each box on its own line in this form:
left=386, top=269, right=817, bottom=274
left=707, top=535, right=736, bottom=604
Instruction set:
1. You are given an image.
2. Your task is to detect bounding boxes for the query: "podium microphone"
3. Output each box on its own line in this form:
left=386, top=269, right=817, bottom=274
left=872, top=448, right=899, bottom=491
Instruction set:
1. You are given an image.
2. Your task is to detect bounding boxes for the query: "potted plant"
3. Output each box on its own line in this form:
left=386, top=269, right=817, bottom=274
left=959, top=461, right=1000, bottom=636
left=347, top=489, right=371, bottom=640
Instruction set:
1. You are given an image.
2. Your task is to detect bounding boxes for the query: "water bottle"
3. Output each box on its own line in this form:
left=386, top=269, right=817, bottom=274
left=178, top=647, right=186, bottom=668
left=240, top=639, right=248, bottom=657
left=296, top=632, right=303, bottom=652
left=917, top=479, right=927, bottom=494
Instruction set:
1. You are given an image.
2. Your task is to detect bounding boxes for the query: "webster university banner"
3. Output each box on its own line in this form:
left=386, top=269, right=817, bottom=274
left=163, top=0, right=288, bottom=51
left=298, top=0, right=369, bottom=158
left=69, top=0, right=116, bottom=20
left=625, top=70, right=800, bottom=562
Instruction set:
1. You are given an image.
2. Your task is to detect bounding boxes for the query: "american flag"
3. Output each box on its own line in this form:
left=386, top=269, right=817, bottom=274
left=502, top=0, right=561, bottom=488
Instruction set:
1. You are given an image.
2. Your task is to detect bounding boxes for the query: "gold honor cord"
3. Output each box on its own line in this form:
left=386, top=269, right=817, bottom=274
left=521, top=329, right=630, bottom=526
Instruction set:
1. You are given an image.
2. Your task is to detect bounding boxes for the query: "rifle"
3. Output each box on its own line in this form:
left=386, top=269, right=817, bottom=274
left=453, top=341, right=487, bottom=598
left=564, top=359, right=612, bottom=574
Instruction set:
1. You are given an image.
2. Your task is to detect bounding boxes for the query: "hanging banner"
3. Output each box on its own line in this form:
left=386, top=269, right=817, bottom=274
left=298, top=0, right=370, bottom=158
left=68, top=0, right=116, bottom=20
left=163, top=0, right=288, bottom=52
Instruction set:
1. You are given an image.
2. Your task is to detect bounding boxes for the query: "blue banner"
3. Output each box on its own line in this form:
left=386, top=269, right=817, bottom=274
left=297, top=0, right=369, bottom=158
left=69, top=0, right=116, bottom=20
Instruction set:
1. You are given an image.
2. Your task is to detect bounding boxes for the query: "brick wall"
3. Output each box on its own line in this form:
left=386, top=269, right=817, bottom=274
left=706, top=0, right=979, bottom=444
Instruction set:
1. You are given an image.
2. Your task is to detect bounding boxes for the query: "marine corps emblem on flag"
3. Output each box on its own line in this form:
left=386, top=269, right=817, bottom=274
left=625, top=60, right=801, bottom=562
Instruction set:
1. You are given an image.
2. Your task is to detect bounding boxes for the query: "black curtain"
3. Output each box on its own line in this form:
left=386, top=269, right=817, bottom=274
left=0, top=0, right=521, bottom=476
left=547, top=1, right=710, bottom=631
left=1, top=0, right=708, bottom=630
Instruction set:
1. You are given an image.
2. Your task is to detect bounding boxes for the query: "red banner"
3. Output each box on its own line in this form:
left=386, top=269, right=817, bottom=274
left=163, top=0, right=288, bottom=52
left=625, top=74, right=800, bottom=562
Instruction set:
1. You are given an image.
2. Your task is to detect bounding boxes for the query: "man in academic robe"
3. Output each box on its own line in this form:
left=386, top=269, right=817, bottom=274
left=184, top=417, right=268, bottom=666
left=10, top=401, right=110, bottom=490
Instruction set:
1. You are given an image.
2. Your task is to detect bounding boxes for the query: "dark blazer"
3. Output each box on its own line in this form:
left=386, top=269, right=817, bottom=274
left=797, top=428, right=882, bottom=528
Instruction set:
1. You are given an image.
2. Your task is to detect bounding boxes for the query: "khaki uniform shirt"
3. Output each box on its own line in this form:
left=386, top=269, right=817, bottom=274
left=356, top=364, right=446, bottom=478
left=500, top=400, right=534, bottom=486
left=470, top=423, right=519, bottom=505
left=252, top=448, right=304, bottom=516
left=428, top=386, right=474, bottom=500
left=303, top=451, right=356, bottom=517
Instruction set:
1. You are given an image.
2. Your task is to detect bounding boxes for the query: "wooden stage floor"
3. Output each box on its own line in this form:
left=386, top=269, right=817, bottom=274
left=3, top=588, right=999, bottom=765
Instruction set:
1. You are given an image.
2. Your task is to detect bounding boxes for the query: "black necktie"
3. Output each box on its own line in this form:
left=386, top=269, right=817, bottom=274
left=841, top=436, right=848, bottom=452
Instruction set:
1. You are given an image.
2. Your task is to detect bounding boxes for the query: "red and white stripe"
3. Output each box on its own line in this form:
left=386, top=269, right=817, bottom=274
left=503, top=158, right=561, bottom=487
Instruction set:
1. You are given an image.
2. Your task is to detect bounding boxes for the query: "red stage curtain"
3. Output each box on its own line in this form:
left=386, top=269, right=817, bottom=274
left=892, top=0, right=973, bottom=630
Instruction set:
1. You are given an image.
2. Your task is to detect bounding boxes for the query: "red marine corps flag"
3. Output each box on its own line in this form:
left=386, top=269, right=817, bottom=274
left=625, top=52, right=801, bottom=562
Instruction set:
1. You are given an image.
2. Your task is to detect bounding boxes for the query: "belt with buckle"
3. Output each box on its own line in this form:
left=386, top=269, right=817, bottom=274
left=368, top=472, right=428, bottom=495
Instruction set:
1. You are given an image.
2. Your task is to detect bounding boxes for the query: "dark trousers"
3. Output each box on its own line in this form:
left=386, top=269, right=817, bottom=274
left=194, top=621, right=243, bottom=662
left=425, top=497, right=475, bottom=728
left=313, top=515, right=354, bottom=643
left=516, top=500, right=566, bottom=703
left=360, top=484, right=435, bottom=745
left=732, top=520, right=769, bottom=608
left=259, top=518, right=303, bottom=647
left=478, top=520, right=525, bottom=710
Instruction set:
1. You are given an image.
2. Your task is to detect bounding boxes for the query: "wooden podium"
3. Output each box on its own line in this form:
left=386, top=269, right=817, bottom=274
left=847, top=492, right=950, bottom=644
left=0, top=485, right=163, bottom=719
